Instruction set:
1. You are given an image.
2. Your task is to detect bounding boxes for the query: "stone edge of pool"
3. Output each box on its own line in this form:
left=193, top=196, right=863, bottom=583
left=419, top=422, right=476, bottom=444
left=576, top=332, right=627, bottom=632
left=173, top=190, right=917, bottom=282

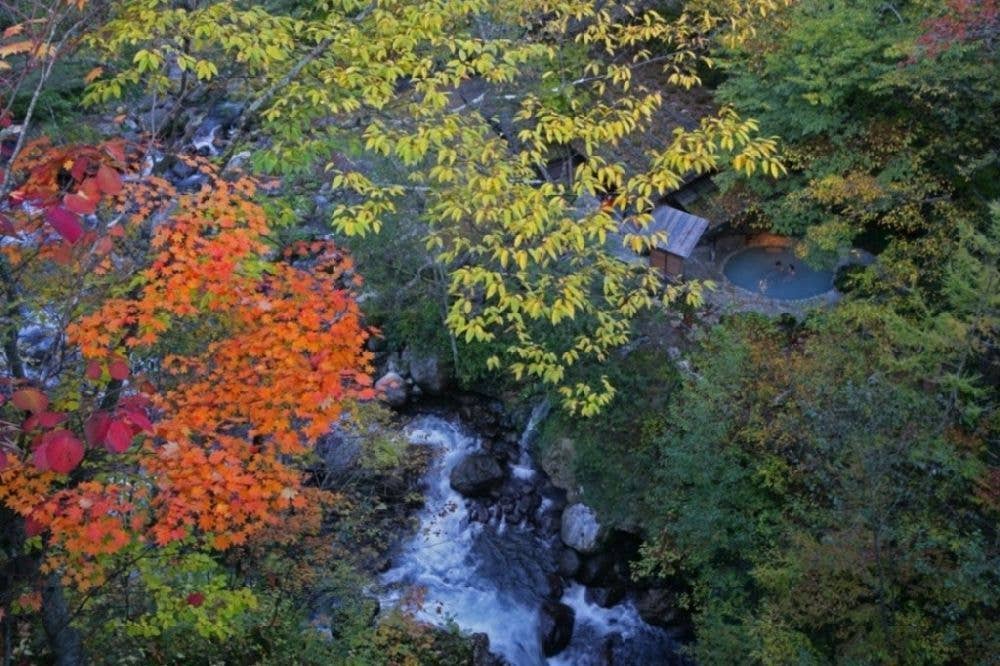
left=681, top=240, right=876, bottom=318
left=719, top=245, right=838, bottom=304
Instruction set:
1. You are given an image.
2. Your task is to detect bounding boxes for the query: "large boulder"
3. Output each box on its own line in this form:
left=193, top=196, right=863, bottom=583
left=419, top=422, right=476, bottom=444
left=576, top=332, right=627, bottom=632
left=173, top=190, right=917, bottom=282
left=585, top=585, right=626, bottom=609
left=315, top=430, right=361, bottom=475
left=404, top=348, right=452, bottom=395
left=470, top=632, right=507, bottom=666
left=575, top=552, right=617, bottom=587
left=224, top=150, right=252, bottom=174
left=449, top=453, right=505, bottom=496
left=539, top=436, right=582, bottom=504
left=600, top=633, right=625, bottom=665
left=374, top=371, right=408, bottom=408
left=560, top=503, right=602, bottom=554
left=557, top=548, right=581, bottom=578
left=545, top=573, right=565, bottom=600
left=538, top=601, right=575, bottom=657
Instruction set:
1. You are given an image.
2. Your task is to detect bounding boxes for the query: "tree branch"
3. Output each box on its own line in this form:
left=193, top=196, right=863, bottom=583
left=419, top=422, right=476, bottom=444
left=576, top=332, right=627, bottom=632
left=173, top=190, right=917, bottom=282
left=221, top=3, right=377, bottom=162
left=0, top=13, right=89, bottom=202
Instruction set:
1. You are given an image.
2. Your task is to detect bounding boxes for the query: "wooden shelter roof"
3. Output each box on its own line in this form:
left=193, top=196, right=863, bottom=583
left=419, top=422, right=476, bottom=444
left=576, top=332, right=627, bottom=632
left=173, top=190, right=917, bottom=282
left=648, top=205, right=709, bottom=259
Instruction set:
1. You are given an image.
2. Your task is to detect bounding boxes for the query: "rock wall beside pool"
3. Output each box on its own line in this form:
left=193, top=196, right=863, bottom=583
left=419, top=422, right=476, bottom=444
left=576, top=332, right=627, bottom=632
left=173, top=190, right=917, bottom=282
left=746, top=232, right=793, bottom=249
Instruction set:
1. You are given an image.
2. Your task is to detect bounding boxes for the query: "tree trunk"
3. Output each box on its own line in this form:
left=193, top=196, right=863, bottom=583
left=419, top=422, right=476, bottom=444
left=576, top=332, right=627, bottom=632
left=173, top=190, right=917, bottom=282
left=41, top=572, right=84, bottom=666
left=1, top=511, right=84, bottom=665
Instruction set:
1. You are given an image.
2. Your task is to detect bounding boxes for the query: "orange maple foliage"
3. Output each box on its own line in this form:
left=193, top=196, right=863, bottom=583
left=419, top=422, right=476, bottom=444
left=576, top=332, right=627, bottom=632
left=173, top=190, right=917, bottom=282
left=0, top=140, right=373, bottom=591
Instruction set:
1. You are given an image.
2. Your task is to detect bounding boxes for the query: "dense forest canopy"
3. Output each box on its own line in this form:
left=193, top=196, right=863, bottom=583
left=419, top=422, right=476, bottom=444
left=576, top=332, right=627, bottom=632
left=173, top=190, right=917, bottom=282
left=0, top=0, right=996, bottom=664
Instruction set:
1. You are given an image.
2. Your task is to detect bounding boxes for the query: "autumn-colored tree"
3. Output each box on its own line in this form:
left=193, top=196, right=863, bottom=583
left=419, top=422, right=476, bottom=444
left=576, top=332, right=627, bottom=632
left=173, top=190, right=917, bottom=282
left=83, top=0, right=788, bottom=415
left=0, top=0, right=995, bottom=663
left=0, top=132, right=373, bottom=661
left=916, top=0, right=999, bottom=57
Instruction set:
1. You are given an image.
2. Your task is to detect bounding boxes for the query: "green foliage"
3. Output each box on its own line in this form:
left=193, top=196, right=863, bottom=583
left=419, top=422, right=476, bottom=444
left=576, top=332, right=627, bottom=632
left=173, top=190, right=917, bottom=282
left=340, top=205, right=510, bottom=392
left=8, top=59, right=96, bottom=134
left=715, top=0, right=1000, bottom=249
left=717, top=1, right=909, bottom=139
left=345, top=223, right=447, bottom=353
left=119, top=551, right=258, bottom=641
left=345, top=610, right=472, bottom=666
left=639, top=315, right=999, bottom=663
left=538, top=342, right=680, bottom=528
left=90, top=598, right=345, bottom=665
left=78, top=543, right=347, bottom=664
left=87, top=570, right=375, bottom=666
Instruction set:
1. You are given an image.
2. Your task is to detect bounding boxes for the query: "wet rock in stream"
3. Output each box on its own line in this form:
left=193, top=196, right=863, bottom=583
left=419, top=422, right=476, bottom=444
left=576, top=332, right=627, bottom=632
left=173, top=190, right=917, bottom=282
left=450, top=452, right=505, bottom=496
left=379, top=408, right=688, bottom=665
left=560, top=503, right=603, bottom=554
left=538, top=601, right=575, bottom=657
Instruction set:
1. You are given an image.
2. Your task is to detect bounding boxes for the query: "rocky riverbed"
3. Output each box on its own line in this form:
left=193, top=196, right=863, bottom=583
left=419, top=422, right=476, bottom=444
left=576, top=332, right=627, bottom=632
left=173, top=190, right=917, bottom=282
left=376, top=395, right=692, bottom=665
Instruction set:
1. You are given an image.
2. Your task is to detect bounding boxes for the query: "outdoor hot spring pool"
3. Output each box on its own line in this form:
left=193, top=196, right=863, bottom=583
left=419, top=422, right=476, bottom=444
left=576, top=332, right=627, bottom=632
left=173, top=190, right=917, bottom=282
left=723, top=246, right=834, bottom=300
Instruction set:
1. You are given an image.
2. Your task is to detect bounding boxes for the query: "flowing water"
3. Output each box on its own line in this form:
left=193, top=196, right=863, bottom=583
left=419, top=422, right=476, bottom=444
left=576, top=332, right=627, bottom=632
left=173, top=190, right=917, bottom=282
left=379, top=411, right=684, bottom=665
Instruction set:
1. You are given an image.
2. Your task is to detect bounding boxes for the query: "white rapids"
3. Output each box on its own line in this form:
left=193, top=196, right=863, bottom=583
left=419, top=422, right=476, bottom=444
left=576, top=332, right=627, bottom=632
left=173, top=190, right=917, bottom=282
left=379, top=413, right=683, bottom=665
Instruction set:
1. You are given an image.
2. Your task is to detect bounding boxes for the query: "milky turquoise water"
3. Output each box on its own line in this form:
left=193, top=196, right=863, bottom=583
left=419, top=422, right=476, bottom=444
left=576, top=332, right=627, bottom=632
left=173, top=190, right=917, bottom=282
left=723, top=246, right=833, bottom=299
